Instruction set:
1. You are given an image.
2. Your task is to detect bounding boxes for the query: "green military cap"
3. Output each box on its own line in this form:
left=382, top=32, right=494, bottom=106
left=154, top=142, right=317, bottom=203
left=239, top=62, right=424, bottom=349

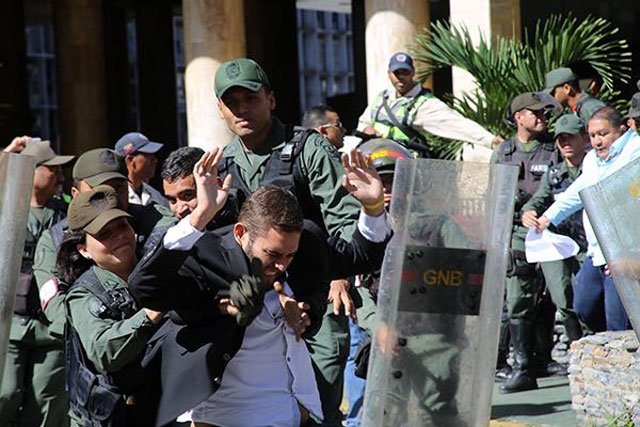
left=544, top=67, right=578, bottom=93
left=215, top=58, right=270, bottom=98
left=510, top=92, right=555, bottom=115
left=73, top=148, right=127, bottom=187
left=68, top=185, right=131, bottom=234
left=21, top=140, right=74, bottom=167
left=554, top=114, right=585, bottom=137
left=623, top=91, right=640, bottom=120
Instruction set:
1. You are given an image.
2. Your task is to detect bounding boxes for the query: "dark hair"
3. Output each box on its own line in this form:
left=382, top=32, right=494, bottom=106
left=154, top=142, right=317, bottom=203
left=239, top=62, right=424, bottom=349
left=55, top=229, right=93, bottom=287
left=302, top=104, right=337, bottom=129
left=589, top=106, right=624, bottom=129
left=161, top=146, right=205, bottom=182
left=238, top=185, right=303, bottom=238
left=566, top=79, right=581, bottom=92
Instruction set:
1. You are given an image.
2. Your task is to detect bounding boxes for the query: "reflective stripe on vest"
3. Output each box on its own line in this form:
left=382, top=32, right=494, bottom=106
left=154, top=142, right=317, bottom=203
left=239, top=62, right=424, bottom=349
left=370, top=89, right=433, bottom=141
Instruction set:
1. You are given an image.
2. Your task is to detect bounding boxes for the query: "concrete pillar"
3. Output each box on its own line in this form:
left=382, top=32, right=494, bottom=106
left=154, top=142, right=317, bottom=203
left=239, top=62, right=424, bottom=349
left=182, top=0, right=245, bottom=150
left=364, top=0, right=430, bottom=104
left=450, top=0, right=520, bottom=162
left=53, top=0, right=108, bottom=155
left=450, top=0, right=520, bottom=98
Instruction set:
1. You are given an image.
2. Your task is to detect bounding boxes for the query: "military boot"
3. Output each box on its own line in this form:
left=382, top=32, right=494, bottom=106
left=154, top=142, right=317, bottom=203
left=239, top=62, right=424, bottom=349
left=495, top=317, right=512, bottom=382
left=500, top=319, right=538, bottom=393
left=532, top=296, right=567, bottom=378
left=563, top=314, right=583, bottom=344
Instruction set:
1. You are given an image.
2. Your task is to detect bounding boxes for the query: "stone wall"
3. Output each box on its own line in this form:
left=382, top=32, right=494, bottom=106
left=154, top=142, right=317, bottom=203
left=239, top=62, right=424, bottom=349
left=568, top=331, right=640, bottom=426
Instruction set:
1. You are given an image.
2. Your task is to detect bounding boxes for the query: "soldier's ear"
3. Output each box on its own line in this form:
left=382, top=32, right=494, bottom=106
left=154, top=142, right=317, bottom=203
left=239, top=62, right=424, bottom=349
left=77, top=243, right=92, bottom=261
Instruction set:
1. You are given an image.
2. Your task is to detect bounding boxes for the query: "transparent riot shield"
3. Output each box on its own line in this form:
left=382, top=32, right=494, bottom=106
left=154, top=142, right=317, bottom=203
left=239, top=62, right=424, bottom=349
left=361, top=159, right=518, bottom=427
left=0, top=153, right=36, bottom=385
left=580, top=156, right=640, bottom=342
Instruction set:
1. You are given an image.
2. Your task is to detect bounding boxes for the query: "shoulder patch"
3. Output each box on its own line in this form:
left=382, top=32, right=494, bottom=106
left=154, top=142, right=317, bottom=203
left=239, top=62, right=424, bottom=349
left=310, top=135, right=341, bottom=161
left=88, top=297, right=107, bottom=318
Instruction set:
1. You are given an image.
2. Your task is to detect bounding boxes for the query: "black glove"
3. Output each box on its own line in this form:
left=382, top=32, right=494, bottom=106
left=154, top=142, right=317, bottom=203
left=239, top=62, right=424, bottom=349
left=229, top=258, right=266, bottom=326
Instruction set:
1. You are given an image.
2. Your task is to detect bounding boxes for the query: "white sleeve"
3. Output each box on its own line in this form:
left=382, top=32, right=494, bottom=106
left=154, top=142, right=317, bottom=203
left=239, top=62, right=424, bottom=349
left=162, top=216, right=204, bottom=250
left=357, top=104, right=374, bottom=131
left=412, top=97, right=495, bottom=147
left=357, top=210, right=392, bottom=242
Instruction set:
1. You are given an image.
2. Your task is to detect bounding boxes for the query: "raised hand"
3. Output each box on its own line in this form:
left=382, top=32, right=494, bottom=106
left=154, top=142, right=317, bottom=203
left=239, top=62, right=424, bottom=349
left=189, top=148, right=233, bottom=230
left=274, top=281, right=310, bottom=342
left=341, top=149, right=384, bottom=217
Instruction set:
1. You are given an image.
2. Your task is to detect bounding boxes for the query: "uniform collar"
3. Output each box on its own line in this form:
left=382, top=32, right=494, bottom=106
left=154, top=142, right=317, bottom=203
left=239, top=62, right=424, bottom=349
left=597, top=129, right=635, bottom=164
left=92, top=266, right=128, bottom=289
left=386, top=82, right=422, bottom=101
left=225, top=118, right=286, bottom=175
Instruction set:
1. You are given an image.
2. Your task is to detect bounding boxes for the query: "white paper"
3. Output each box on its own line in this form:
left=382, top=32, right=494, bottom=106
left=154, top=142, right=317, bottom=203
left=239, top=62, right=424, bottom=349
left=525, top=228, right=580, bottom=263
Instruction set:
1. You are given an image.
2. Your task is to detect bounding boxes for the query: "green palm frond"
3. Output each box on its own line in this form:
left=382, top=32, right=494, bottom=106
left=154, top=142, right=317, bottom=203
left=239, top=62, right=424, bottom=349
left=410, top=14, right=632, bottom=159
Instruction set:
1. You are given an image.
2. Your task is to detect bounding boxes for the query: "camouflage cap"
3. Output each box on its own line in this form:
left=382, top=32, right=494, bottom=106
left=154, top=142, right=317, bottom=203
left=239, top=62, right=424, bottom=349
left=623, top=92, right=640, bottom=120
left=510, top=92, right=556, bottom=115
left=554, top=114, right=585, bottom=137
left=72, top=148, right=127, bottom=187
left=67, top=185, right=131, bottom=234
left=21, top=140, right=74, bottom=167
left=544, top=67, right=578, bottom=94
left=358, top=138, right=413, bottom=175
left=215, top=58, right=270, bottom=98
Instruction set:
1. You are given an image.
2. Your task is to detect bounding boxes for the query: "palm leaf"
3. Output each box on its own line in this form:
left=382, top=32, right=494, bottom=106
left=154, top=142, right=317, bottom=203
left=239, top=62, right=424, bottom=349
left=410, top=14, right=632, bottom=159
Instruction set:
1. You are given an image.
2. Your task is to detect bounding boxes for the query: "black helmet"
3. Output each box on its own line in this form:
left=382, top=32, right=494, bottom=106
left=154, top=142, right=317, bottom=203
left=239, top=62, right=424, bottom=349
left=358, top=138, right=413, bottom=175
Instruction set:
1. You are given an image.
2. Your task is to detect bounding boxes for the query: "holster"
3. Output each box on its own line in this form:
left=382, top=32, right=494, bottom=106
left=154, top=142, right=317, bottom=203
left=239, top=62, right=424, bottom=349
left=506, top=250, right=538, bottom=279
left=14, top=272, right=44, bottom=320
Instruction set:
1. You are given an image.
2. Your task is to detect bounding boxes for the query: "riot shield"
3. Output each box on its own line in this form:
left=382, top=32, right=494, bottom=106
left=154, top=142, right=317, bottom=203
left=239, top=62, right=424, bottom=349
left=0, top=153, right=35, bottom=385
left=361, top=159, right=518, bottom=427
left=580, top=156, right=640, bottom=342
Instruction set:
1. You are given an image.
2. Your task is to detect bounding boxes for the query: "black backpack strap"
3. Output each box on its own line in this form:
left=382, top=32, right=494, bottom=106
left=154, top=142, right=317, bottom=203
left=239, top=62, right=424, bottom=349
left=498, top=137, right=517, bottom=162
left=72, top=270, right=137, bottom=321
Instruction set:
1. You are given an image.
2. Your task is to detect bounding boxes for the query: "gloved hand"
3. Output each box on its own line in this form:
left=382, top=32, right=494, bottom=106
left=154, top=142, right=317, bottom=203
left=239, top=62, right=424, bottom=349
left=229, top=258, right=266, bottom=326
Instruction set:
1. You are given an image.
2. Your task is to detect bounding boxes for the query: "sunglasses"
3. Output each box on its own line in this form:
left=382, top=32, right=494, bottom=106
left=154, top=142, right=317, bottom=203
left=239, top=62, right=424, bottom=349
left=320, top=121, right=344, bottom=130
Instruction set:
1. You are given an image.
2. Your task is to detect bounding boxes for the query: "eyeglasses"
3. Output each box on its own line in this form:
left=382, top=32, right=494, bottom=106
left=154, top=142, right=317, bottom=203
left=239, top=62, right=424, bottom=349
left=320, top=121, right=344, bottom=130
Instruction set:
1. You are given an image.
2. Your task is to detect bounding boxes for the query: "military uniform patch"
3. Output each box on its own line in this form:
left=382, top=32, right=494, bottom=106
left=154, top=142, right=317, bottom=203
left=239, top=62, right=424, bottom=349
left=227, top=62, right=241, bottom=80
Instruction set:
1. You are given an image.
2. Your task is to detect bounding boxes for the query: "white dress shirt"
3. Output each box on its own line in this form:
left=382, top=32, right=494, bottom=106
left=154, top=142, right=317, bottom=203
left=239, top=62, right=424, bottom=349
left=128, top=182, right=169, bottom=208
left=163, top=210, right=392, bottom=426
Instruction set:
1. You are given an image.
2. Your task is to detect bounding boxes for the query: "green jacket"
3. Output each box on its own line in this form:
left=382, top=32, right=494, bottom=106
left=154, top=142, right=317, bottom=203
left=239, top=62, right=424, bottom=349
left=221, top=118, right=360, bottom=238
left=33, top=202, right=175, bottom=338
left=65, top=266, right=156, bottom=374
left=522, top=160, right=581, bottom=215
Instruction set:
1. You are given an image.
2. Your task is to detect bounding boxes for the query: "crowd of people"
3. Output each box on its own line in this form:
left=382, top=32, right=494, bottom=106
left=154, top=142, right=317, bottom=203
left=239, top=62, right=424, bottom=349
left=0, top=51, right=639, bottom=427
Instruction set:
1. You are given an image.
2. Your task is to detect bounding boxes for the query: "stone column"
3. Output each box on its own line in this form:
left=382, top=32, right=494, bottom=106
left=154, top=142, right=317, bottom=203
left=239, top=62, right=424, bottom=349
left=182, top=0, right=245, bottom=150
left=449, top=0, right=520, bottom=162
left=53, top=0, right=108, bottom=155
left=364, top=0, right=430, bottom=104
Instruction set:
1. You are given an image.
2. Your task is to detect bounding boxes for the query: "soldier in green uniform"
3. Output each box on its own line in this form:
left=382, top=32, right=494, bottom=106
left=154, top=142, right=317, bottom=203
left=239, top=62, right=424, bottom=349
left=521, top=114, right=589, bottom=368
left=214, top=58, right=361, bottom=424
left=32, top=148, right=175, bottom=340
left=0, top=140, right=74, bottom=427
left=491, top=92, right=556, bottom=393
left=544, top=67, right=606, bottom=124
left=55, top=185, right=166, bottom=426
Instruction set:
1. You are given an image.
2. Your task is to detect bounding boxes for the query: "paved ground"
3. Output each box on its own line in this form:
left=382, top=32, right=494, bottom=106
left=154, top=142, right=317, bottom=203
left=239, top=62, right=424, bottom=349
left=491, top=376, right=576, bottom=426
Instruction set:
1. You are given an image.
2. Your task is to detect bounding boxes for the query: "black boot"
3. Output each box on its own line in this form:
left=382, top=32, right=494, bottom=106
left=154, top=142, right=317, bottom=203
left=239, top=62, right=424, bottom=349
left=500, top=319, right=538, bottom=393
left=495, top=315, right=512, bottom=382
left=563, top=315, right=583, bottom=344
left=532, top=295, right=567, bottom=378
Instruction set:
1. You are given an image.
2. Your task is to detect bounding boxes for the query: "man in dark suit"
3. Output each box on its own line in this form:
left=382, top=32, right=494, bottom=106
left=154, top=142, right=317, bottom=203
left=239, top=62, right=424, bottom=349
left=129, top=148, right=391, bottom=426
